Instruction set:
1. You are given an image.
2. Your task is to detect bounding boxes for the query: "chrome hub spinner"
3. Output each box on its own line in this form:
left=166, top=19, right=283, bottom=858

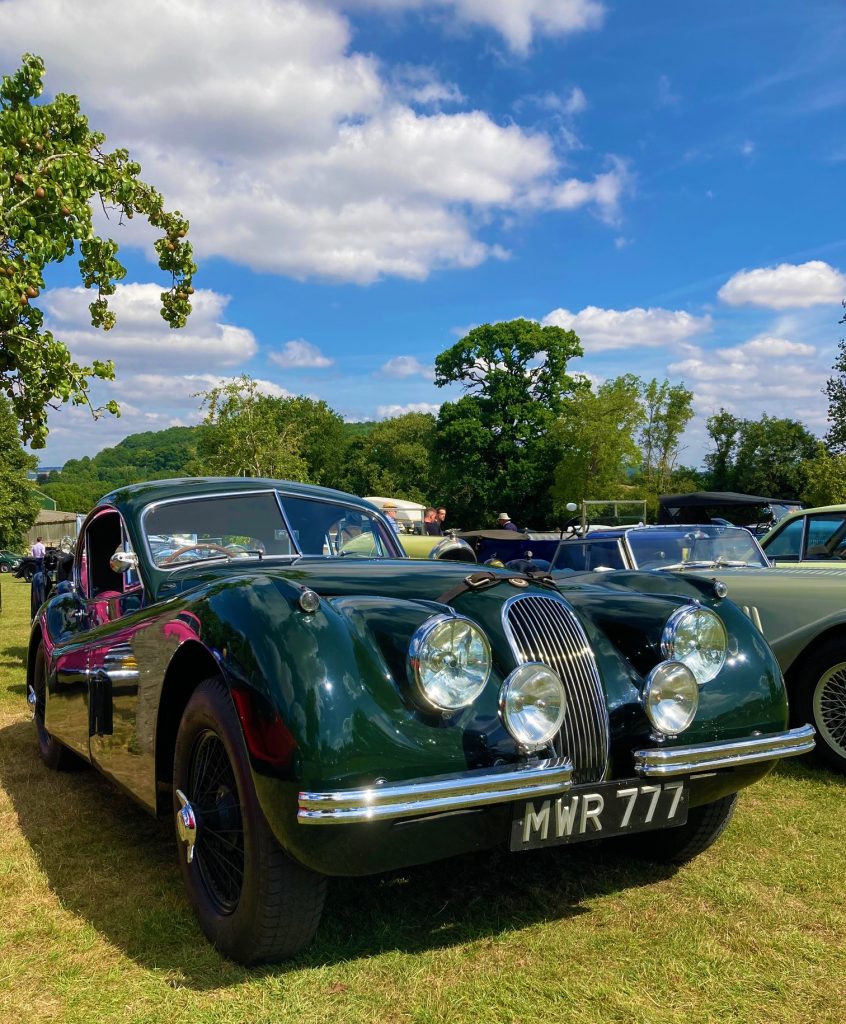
left=175, top=788, right=198, bottom=864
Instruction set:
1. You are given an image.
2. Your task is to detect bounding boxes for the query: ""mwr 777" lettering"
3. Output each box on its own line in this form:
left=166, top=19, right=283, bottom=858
left=521, top=782, right=686, bottom=844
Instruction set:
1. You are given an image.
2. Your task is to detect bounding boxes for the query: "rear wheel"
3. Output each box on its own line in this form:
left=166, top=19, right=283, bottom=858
left=796, top=640, right=846, bottom=773
left=0, top=563, right=9, bottom=573
left=614, top=794, right=738, bottom=864
left=173, top=677, right=327, bottom=964
left=31, top=645, right=76, bottom=771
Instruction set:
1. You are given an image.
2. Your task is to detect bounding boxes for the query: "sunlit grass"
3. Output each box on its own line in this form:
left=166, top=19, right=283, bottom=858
left=1, top=578, right=844, bottom=1024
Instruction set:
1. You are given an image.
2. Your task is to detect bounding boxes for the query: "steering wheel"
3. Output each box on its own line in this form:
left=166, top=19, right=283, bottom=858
left=161, top=543, right=233, bottom=565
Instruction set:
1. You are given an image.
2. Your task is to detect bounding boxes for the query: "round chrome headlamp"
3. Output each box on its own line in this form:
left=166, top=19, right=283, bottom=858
left=661, top=604, right=727, bottom=684
left=407, top=614, right=492, bottom=711
left=644, top=661, right=699, bottom=736
left=499, top=663, right=567, bottom=748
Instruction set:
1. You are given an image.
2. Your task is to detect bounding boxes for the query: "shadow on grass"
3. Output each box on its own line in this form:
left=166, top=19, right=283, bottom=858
left=1, top=644, right=28, bottom=669
left=1, top=717, right=676, bottom=988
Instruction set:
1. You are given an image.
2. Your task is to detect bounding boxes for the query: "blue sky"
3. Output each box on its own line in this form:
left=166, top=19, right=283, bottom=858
left=1, top=0, right=844, bottom=468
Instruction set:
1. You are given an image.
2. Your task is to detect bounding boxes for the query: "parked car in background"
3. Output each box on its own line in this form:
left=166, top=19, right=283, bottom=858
left=0, top=549, right=23, bottom=573
left=552, top=523, right=846, bottom=772
left=760, top=504, right=846, bottom=566
left=27, top=479, right=813, bottom=963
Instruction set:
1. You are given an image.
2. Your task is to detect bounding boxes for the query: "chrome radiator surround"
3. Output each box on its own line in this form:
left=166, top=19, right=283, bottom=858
left=502, top=593, right=610, bottom=783
left=633, top=724, right=815, bottom=777
left=298, top=757, right=574, bottom=825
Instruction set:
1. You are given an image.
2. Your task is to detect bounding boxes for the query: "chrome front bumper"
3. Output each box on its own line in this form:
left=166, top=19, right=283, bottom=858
left=298, top=758, right=574, bottom=825
left=633, top=724, right=815, bottom=777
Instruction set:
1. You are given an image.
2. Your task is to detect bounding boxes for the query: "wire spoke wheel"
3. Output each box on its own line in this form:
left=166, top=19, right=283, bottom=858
left=814, top=661, right=846, bottom=759
left=189, top=730, right=245, bottom=914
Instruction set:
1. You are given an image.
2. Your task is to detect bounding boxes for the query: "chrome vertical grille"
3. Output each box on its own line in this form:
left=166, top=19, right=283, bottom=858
left=503, top=594, right=610, bottom=784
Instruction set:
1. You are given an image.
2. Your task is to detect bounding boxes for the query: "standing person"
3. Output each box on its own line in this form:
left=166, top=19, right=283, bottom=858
left=423, top=508, right=442, bottom=536
left=31, top=536, right=46, bottom=574
left=497, top=513, right=519, bottom=532
left=382, top=501, right=401, bottom=533
left=437, top=507, right=447, bottom=531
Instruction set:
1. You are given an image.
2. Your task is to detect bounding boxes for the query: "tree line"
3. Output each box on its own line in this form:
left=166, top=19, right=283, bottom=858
left=3, top=308, right=846, bottom=548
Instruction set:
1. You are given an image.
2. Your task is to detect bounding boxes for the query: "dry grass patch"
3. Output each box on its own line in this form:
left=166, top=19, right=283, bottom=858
left=1, top=578, right=845, bottom=1024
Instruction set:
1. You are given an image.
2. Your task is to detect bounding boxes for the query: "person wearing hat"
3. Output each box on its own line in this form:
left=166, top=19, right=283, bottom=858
left=383, top=500, right=401, bottom=533
left=497, top=513, right=519, bottom=532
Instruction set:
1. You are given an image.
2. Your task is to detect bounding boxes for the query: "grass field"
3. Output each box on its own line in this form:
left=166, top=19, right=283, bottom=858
left=1, top=577, right=845, bottom=1024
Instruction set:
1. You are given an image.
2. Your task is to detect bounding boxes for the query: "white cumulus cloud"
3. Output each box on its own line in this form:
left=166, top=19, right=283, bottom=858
left=41, top=283, right=257, bottom=370
left=269, top=340, right=334, bottom=369
left=379, top=356, right=434, bottom=379
left=718, top=260, right=846, bottom=309
left=377, top=402, right=441, bottom=418
left=0, top=0, right=625, bottom=284
left=668, top=332, right=827, bottom=431
left=328, top=0, right=606, bottom=53
left=542, top=305, right=712, bottom=351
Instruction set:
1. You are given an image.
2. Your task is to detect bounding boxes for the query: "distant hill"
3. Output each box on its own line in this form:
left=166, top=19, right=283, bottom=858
left=39, top=421, right=381, bottom=513
left=40, top=426, right=203, bottom=512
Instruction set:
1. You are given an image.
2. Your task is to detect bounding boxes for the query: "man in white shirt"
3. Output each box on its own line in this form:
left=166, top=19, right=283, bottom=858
left=31, top=536, right=46, bottom=573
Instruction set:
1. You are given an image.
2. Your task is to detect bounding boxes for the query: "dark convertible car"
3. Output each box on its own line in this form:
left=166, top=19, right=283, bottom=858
left=27, top=478, right=814, bottom=963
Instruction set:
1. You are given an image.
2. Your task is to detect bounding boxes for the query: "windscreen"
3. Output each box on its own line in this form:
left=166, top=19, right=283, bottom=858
left=627, top=526, right=768, bottom=569
left=143, top=491, right=401, bottom=567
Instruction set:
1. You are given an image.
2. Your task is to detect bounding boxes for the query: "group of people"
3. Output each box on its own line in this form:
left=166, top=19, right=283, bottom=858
left=381, top=502, right=519, bottom=535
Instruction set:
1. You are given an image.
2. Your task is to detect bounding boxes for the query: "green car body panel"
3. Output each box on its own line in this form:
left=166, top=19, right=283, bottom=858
left=28, top=478, right=805, bottom=884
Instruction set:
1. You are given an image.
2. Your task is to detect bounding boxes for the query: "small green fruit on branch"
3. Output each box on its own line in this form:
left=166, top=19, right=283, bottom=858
left=0, top=52, right=199, bottom=448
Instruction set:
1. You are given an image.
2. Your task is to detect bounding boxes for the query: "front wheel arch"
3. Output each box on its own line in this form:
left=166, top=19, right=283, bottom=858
left=154, top=640, right=222, bottom=816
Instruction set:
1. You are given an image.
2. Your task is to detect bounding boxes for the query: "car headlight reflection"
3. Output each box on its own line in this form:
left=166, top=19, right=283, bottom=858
left=644, top=661, right=699, bottom=736
left=661, top=605, right=727, bottom=684
left=500, top=663, right=567, bottom=748
left=407, top=614, right=492, bottom=711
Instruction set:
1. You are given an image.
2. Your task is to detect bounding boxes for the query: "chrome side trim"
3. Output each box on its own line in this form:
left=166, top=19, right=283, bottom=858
left=633, top=724, right=815, bottom=777
left=298, top=757, right=573, bottom=825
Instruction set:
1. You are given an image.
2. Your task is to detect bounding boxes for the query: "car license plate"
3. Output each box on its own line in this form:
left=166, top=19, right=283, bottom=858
left=510, top=778, right=689, bottom=851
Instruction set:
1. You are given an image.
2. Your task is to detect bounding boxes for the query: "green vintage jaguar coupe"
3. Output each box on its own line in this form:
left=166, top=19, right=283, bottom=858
left=27, top=478, right=813, bottom=963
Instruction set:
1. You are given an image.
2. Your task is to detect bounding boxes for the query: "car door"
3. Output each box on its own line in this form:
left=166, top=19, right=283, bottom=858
left=80, top=509, right=162, bottom=807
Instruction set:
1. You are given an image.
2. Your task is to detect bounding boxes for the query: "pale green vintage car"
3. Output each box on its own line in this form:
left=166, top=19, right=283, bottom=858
left=552, top=524, right=846, bottom=773
left=760, top=504, right=846, bottom=567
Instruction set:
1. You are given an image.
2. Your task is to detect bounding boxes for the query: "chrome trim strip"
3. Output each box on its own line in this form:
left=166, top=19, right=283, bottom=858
left=298, top=757, right=573, bottom=825
left=633, top=725, right=815, bottom=777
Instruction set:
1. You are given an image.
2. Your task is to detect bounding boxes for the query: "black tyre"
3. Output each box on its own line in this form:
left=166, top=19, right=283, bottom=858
left=0, top=563, right=9, bottom=573
left=795, top=639, right=846, bottom=773
left=31, top=645, right=77, bottom=771
left=173, top=677, right=327, bottom=964
left=615, top=794, right=738, bottom=865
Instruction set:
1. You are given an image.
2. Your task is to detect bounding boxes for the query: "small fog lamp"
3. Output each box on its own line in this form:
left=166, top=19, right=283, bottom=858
left=500, top=663, right=567, bottom=748
left=644, top=661, right=699, bottom=736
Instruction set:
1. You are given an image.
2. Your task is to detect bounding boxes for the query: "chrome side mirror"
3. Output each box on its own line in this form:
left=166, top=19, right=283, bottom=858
left=110, top=548, right=139, bottom=574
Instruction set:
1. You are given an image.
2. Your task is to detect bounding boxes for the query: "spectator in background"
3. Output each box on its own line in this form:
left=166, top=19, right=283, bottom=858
left=437, top=507, right=447, bottom=531
left=31, top=536, right=46, bottom=573
left=383, top=501, right=401, bottom=533
left=423, top=507, right=442, bottom=536
left=497, top=513, right=519, bottom=532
